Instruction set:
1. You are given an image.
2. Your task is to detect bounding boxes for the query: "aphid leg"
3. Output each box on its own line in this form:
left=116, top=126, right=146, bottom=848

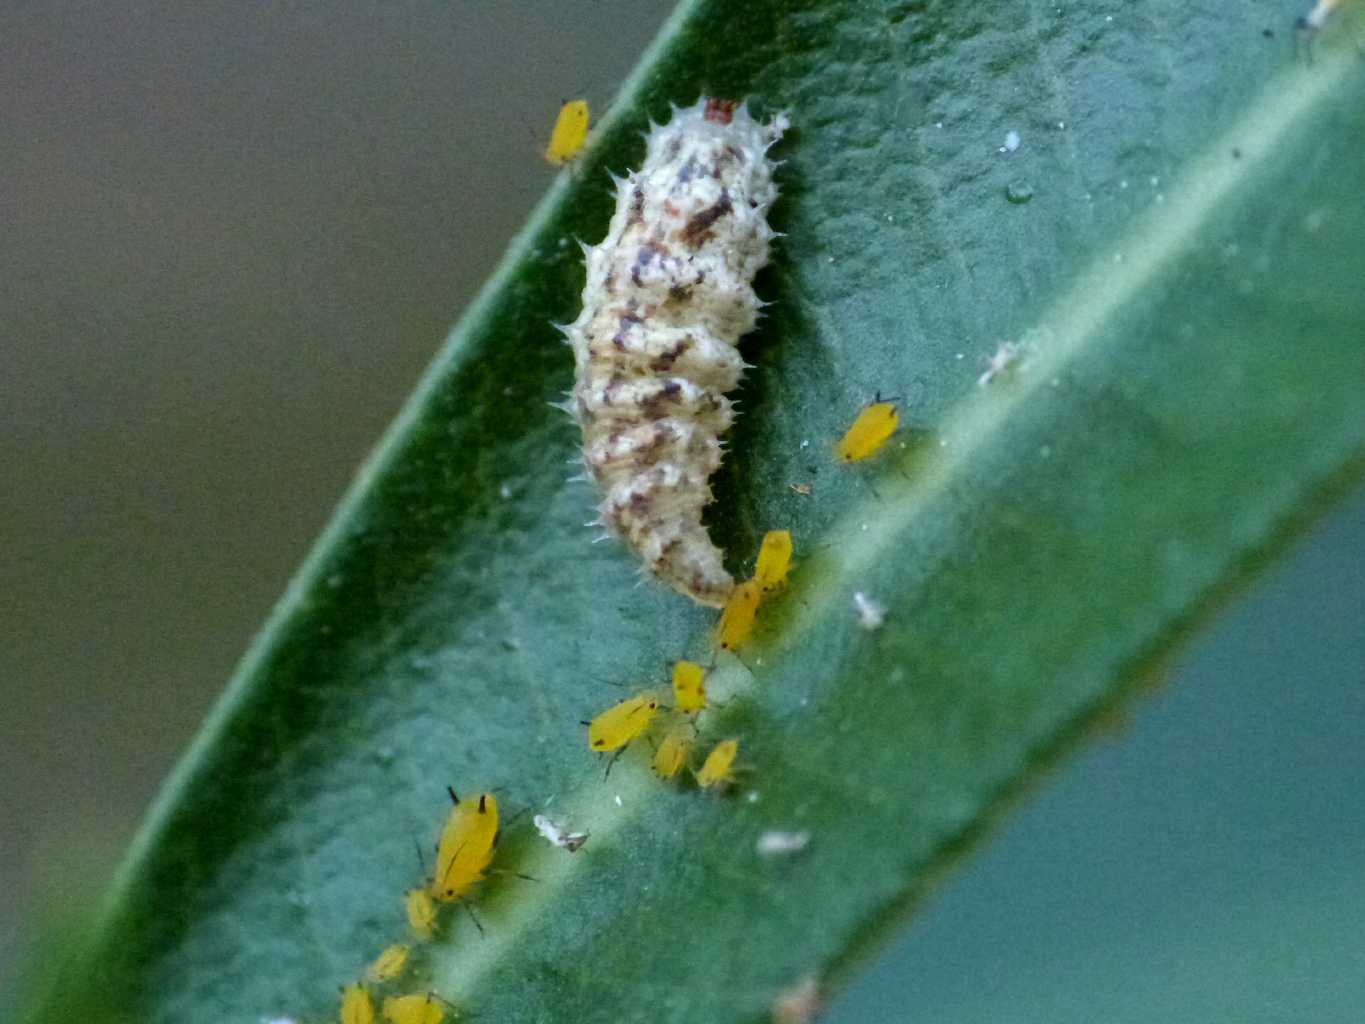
left=461, top=901, right=486, bottom=938
left=602, top=745, right=628, bottom=780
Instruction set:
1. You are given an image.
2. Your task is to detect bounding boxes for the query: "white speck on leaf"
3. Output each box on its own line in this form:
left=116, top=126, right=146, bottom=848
left=533, top=814, right=589, bottom=852
left=757, top=830, right=812, bottom=856
left=772, top=977, right=823, bottom=1024
left=977, top=341, right=1028, bottom=388
left=853, top=591, right=886, bottom=631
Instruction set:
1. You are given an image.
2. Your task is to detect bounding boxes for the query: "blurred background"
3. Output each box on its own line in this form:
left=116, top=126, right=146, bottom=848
left=2, top=3, right=1361, bottom=1021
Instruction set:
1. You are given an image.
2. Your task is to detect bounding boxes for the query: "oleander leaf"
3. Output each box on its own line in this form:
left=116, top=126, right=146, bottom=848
left=26, top=1, right=1365, bottom=1022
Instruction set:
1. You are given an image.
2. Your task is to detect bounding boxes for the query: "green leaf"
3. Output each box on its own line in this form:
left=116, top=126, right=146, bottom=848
left=28, top=1, right=1365, bottom=1022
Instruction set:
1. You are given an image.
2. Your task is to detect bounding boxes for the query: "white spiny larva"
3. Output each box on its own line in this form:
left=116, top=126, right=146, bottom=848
left=567, top=97, right=789, bottom=607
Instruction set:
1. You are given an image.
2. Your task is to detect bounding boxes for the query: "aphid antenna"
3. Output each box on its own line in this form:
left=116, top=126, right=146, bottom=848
left=719, top=647, right=756, bottom=673
left=446, top=786, right=460, bottom=807
left=489, top=867, right=540, bottom=883
left=871, top=389, right=904, bottom=405
left=411, top=836, right=429, bottom=876
left=500, top=803, right=533, bottom=831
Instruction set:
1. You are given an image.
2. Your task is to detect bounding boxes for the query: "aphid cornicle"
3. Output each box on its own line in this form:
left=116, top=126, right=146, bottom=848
left=429, top=789, right=498, bottom=903
left=340, top=984, right=376, bottom=1024
left=585, top=693, right=660, bottom=751
left=671, top=660, right=707, bottom=713
left=753, top=530, right=793, bottom=593
left=568, top=97, right=789, bottom=607
left=696, top=738, right=740, bottom=789
left=544, top=99, right=590, bottom=165
left=837, top=401, right=899, bottom=462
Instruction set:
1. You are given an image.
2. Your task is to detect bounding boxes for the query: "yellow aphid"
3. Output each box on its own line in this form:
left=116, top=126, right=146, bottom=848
left=671, top=660, right=707, bottom=713
left=653, top=727, right=694, bottom=779
left=696, top=739, right=740, bottom=789
left=715, top=580, right=761, bottom=651
left=754, top=529, right=793, bottom=592
left=836, top=401, right=899, bottom=462
left=366, top=944, right=410, bottom=983
left=340, top=984, right=376, bottom=1024
left=404, top=887, right=437, bottom=939
left=544, top=99, right=590, bottom=165
left=586, top=694, right=660, bottom=751
left=430, top=789, right=499, bottom=903
left=382, top=992, right=445, bottom=1024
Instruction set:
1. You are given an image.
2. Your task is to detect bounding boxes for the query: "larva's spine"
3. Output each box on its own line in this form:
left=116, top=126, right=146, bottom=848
left=568, top=98, right=788, bottom=607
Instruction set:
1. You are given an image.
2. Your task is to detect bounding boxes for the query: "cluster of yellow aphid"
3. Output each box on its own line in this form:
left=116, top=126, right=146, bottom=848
left=335, top=787, right=505, bottom=1023
left=581, top=394, right=900, bottom=782
left=325, top=77, right=903, bottom=1024
left=582, top=521, right=799, bottom=787
left=325, top=218, right=899, bottom=1022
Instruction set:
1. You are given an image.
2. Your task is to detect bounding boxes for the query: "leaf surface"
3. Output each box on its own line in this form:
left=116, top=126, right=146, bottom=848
left=30, top=2, right=1365, bottom=1022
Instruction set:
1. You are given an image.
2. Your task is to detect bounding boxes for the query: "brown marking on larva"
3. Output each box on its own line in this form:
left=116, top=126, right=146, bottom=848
left=627, top=184, right=646, bottom=225
left=631, top=244, right=662, bottom=287
left=681, top=191, right=733, bottom=246
left=645, top=424, right=674, bottom=456
left=612, top=313, right=643, bottom=350
left=650, top=336, right=690, bottom=371
left=641, top=379, right=685, bottom=420
left=568, top=102, right=786, bottom=607
left=657, top=535, right=684, bottom=563
left=704, top=97, right=737, bottom=124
